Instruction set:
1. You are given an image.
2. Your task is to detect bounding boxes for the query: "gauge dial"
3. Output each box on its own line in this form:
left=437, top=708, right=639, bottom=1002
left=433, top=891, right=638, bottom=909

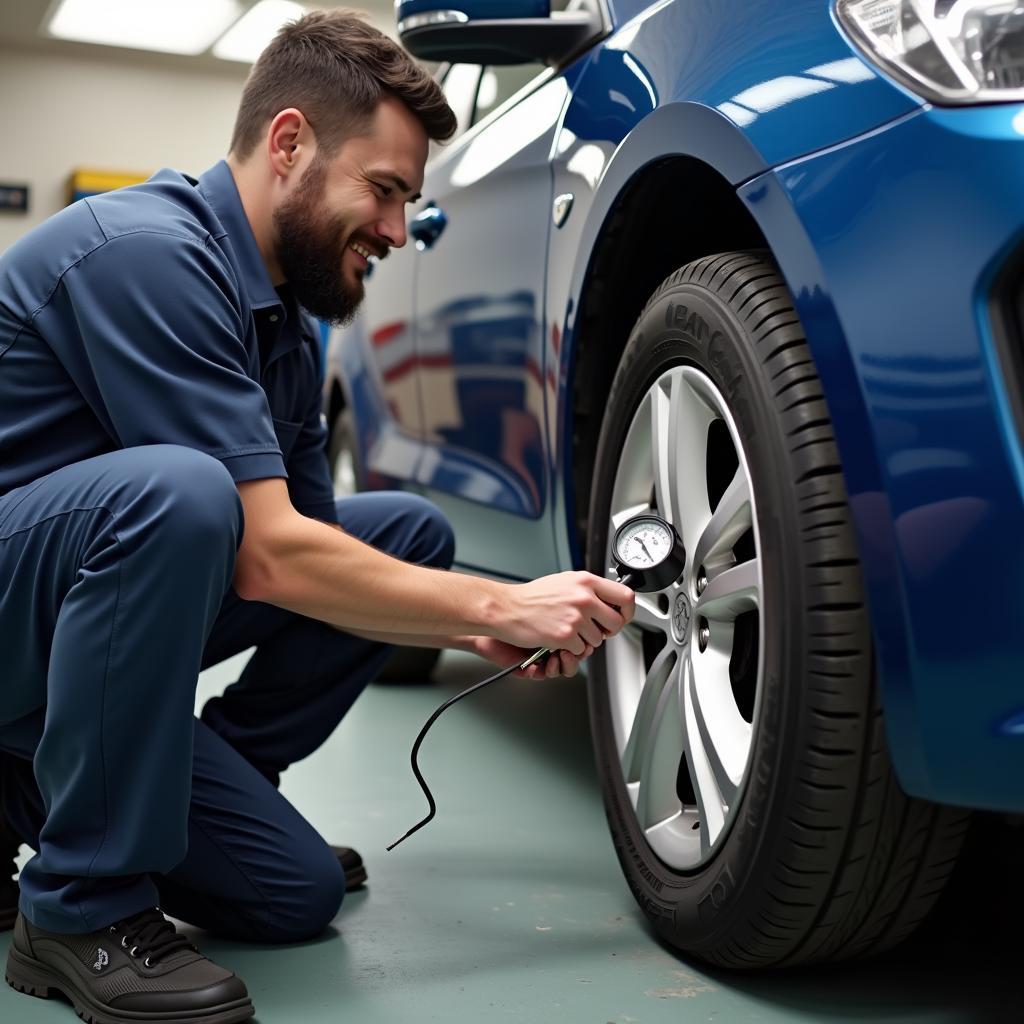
left=613, top=516, right=674, bottom=570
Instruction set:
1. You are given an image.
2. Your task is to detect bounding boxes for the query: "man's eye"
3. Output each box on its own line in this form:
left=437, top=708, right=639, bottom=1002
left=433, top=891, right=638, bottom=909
left=372, top=182, right=392, bottom=197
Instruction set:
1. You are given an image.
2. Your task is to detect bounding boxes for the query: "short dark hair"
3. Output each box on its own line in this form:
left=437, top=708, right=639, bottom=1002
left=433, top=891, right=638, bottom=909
left=229, top=9, right=456, bottom=160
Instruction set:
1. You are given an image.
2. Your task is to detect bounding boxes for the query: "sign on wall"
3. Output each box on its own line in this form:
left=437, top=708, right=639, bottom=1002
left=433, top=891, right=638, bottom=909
left=0, top=183, right=29, bottom=213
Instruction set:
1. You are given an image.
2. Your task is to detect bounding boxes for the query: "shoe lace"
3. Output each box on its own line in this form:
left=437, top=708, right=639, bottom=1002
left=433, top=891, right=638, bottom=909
left=108, top=908, right=195, bottom=966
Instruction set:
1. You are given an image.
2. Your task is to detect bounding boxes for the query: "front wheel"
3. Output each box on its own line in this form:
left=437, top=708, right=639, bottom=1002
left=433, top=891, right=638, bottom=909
left=586, top=251, right=970, bottom=968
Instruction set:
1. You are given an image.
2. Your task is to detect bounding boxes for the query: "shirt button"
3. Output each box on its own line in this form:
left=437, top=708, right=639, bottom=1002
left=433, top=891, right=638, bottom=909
left=269, top=314, right=279, bottom=323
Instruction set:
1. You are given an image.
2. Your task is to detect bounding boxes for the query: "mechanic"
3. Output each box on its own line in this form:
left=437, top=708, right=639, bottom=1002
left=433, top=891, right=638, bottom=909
left=0, top=11, right=634, bottom=1022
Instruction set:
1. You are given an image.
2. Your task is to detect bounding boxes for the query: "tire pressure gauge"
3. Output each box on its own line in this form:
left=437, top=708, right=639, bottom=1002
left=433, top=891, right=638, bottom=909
left=387, top=511, right=687, bottom=852
left=612, top=513, right=687, bottom=593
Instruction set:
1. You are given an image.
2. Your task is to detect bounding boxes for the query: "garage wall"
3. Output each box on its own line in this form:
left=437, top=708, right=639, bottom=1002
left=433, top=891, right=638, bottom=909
left=0, top=47, right=248, bottom=252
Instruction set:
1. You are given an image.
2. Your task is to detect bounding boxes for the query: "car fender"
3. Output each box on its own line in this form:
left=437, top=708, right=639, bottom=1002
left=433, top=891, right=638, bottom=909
left=548, top=101, right=923, bottom=793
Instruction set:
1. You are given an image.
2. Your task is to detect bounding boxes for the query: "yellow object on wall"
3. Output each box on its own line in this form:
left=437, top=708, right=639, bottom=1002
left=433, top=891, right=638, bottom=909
left=67, top=168, right=151, bottom=205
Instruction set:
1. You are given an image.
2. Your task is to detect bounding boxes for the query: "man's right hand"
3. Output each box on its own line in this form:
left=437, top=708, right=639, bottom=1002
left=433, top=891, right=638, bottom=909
left=493, top=571, right=635, bottom=656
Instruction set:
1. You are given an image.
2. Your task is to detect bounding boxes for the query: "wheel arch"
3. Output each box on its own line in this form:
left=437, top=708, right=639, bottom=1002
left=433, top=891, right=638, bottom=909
left=567, top=154, right=769, bottom=559
left=557, top=115, right=922, bottom=795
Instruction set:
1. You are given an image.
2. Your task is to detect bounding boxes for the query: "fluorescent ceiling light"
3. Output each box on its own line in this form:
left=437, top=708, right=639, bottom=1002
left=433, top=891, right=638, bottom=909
left=213, top=0, right=306, bottom=63
left=48, top=0, right=244, bottom=56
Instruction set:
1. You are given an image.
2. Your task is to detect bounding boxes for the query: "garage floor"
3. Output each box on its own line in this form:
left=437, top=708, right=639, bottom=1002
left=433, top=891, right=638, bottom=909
left=0, top=650, right=1015, bottom=1024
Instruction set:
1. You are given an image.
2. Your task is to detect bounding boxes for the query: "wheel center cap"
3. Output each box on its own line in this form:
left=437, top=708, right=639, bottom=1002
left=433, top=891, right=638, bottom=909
left=671, top=592, right=691, bottom=644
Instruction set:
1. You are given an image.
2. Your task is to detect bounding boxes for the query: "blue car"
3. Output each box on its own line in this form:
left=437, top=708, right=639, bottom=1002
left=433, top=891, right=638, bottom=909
left=323, top=0, right=1024, bottom=967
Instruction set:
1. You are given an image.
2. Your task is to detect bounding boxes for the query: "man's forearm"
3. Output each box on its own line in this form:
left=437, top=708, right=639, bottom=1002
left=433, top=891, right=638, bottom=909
left=242, top=517, right=503, bottom=636
left=320, top=523, right=482, bottom=650
left=343, top=628, right=481, bottom=653
left=234, top=481, right=505, bottom=637
left=234, top=478, right=635, bottom=656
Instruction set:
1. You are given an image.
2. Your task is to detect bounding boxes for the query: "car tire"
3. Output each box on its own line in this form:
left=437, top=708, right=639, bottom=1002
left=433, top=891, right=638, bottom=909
left=328, top=406, right=441, bottom=685
left=585, top=250, right=970, bottom=968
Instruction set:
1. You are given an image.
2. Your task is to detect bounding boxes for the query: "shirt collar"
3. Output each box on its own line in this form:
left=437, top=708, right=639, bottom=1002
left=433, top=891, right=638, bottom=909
left=197, top=160, right=311, bottom=369
left=197, top=160, right=282, bottom=315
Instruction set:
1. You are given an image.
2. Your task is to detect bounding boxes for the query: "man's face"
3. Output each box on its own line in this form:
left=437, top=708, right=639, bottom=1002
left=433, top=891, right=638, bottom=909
left=273, top=96, right=428, bottom=326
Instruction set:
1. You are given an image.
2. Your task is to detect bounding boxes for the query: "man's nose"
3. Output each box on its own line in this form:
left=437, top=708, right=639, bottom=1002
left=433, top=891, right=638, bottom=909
left=378, top=210, right=407, bottom=251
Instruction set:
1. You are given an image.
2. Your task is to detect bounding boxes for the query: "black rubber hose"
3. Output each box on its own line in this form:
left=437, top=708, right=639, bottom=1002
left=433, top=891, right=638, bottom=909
left=386, top=573, right=635, bottom=851
left=385, top=660, right=524, bottom=851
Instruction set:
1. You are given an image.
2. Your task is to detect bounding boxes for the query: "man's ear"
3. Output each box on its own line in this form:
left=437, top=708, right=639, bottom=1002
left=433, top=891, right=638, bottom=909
left=266, top=108, right=315, bottom=181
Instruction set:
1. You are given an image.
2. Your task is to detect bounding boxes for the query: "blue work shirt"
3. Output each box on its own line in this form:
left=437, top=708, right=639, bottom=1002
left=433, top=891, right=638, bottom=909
left=0, top=160, right=337, bottom=523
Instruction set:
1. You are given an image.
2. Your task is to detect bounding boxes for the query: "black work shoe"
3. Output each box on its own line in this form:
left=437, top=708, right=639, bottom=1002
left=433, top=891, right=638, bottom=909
left=331, top=845, right=367, bottom=891
left=0, top=814, right=20, bottom=931
left=5, top=907, right=254, bottom=1023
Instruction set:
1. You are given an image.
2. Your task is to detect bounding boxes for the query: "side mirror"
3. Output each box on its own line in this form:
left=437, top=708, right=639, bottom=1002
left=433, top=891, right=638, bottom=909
left=396, top=1, right=605, bottom=67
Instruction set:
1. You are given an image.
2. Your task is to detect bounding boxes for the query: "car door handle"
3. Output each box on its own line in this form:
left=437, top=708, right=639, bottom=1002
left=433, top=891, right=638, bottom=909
left=410, top=205, right=447, bottom=251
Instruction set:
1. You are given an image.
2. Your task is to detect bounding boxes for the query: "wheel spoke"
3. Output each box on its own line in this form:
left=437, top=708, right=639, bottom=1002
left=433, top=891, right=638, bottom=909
left=621, top=645, right=677, bottom=784
left=651, top=370, right=714, bottom=554
left=610, top=392, right=655, bottom=519
left=693, top=467, right=752, bottom=575
left=636, top=657, right=686, bottom=830
left=696, top=558, right=760, bottom=622
left=687, top=650, right=750, bottom=813
left=611, top=501, right=650, bottom=532
left=650, top=375, right=678, bottom=524
left=680, top=657, right=727, bottom=856
left=631, top=593, right=666, bottom=634
left=643, top=811, right=688, bottom=851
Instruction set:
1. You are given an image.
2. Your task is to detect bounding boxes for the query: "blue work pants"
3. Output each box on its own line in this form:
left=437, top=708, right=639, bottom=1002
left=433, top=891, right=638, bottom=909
left=0, top=445, right=454, bottom=940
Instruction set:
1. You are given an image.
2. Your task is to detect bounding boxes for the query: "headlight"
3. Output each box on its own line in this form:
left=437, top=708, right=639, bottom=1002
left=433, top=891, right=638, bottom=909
left=836, top=0, right=1024, bottom=103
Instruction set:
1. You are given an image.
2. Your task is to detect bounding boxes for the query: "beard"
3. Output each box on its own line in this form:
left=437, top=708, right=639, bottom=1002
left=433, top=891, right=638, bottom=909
left=273, top=157, right=364, bottom=327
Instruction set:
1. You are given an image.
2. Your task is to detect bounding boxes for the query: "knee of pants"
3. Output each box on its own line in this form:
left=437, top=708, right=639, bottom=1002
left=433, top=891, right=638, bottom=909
left=393, top=494, right=457, bottom=571
left=260, top=845, right=346, bottom=944
left=117, top=445, right=243, bottom=561
left=422, top=501, right=456, bottom=570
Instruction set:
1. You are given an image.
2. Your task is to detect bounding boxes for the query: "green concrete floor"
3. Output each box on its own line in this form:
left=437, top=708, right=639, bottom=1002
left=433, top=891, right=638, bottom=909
left=1, top=649, right=1017, bottom=1023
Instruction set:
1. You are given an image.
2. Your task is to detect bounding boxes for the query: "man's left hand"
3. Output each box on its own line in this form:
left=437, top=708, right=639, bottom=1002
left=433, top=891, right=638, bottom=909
left=472, top=636, right=596, bottom=679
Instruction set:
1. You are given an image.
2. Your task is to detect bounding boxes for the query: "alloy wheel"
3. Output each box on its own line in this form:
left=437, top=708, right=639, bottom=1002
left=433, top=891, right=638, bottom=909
left=604, top=365, right=764, bottom=870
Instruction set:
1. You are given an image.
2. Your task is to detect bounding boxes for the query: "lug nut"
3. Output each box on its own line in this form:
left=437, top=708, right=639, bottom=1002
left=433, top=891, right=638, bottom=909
left=696, top=569, right=708, bottom=595
left=698, top=621, right=710, bottom=652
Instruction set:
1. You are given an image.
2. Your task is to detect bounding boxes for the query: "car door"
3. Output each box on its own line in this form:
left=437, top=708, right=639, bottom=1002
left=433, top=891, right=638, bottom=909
left=411, top=63, right=568, bottom=579
left=332, top=62, right=481, bottom=491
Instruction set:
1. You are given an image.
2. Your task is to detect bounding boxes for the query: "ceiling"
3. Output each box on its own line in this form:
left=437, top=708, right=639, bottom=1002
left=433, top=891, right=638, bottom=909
left=0, top=0, right=398, bottom=76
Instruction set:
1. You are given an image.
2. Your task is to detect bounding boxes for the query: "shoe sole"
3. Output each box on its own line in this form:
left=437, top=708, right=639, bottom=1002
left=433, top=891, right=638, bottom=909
left=344, top=864, right=367, bottom=891
left=6, top=947, right=254, bottom=1024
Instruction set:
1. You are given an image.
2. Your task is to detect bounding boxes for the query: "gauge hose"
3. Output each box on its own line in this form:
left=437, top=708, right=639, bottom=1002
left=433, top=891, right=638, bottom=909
left=386, top=573, right=634, bottom=851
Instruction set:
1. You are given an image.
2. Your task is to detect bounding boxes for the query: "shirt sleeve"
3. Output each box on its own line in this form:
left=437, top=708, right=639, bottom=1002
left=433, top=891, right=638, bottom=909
left=286, top=337, right=339, bottom=523
left=41, top=228, right=285, bottom=484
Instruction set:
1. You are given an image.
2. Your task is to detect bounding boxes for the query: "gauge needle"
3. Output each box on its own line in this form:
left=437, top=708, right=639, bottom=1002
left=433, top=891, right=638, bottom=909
left=635, top=537, right=654, bottom=561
